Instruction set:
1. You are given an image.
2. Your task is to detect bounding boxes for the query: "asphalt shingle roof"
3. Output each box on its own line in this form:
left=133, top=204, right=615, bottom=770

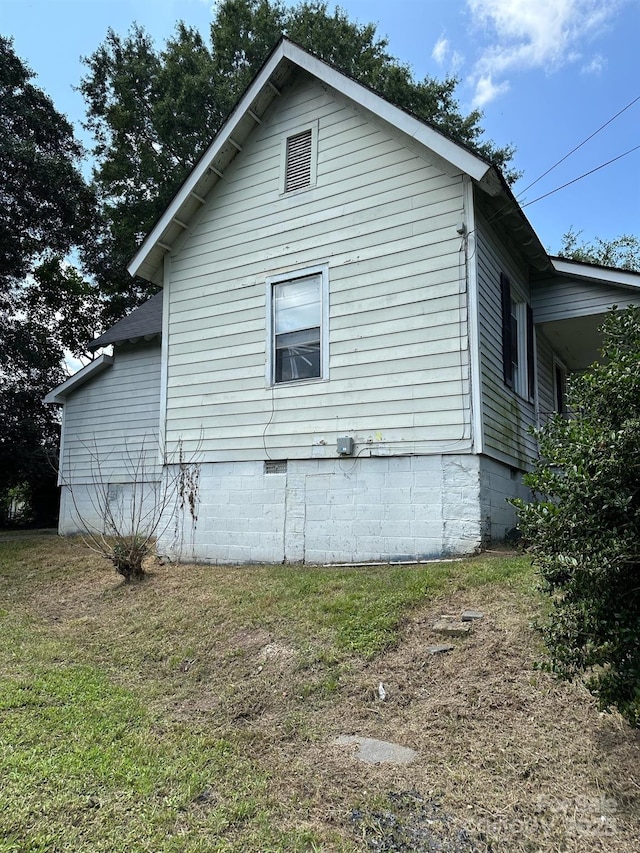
left=87, top=291, right=163, bottom=352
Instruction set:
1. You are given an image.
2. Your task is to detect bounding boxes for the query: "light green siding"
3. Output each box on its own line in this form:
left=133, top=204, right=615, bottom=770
left=164, top=74, right=471, bottom=461
left=475, top=209, right=537, bottom=468
left=61, top=342, right=162, bottom=484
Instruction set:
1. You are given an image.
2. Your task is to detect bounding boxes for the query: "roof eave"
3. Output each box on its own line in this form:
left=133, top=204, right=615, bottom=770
left=127, top=40, right=291, bottom=282
left=550, top=256, right=640, bottom=289
left=44, top=354, right=114, bottom=404
left=87, top=330, right=161, bottom=353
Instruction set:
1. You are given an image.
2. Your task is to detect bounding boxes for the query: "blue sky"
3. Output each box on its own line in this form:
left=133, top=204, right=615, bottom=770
left=3, top=0, right=639, bottom=254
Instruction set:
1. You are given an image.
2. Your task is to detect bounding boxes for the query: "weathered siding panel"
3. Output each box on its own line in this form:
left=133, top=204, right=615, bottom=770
left=165, top=74, right=471, bottom=461
left=475, top=207, right=537, bottom=468
left=61, top=342, right=161, bottom=484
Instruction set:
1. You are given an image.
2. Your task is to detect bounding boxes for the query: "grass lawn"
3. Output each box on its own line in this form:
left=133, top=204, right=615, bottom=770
left=0, top=536, right=638, bottom=852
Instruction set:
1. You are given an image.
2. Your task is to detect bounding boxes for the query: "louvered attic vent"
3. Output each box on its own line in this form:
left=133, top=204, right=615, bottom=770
left=284, top=129, right=313, bottom=192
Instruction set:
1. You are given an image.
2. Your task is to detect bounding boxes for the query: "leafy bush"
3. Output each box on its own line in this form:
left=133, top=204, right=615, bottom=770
left=514, top=307, right=640, bottom=726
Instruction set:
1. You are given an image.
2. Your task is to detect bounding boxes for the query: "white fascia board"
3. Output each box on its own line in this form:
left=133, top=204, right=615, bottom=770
left=128, top=42, right=289, bottom=279
left=551, top=257, right=640, bottom=290
left=44, top=354, right=114, bottom=404
left=282, top=41, right=491, bottom=182
left=128, top=39, right=493, bottom=280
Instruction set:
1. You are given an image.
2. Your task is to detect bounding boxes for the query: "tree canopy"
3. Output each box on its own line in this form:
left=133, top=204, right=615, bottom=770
left=79, top=0, right=516, bottom=326
left=557, top=229, right=640, bottom=272
left=0, top=36, right=96, bottom=524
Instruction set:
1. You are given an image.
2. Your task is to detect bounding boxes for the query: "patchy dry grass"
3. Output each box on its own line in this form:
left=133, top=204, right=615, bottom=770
left=0, top=535, right=638, bottom=852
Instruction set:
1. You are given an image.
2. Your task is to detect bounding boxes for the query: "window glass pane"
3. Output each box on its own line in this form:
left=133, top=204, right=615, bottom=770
left=275, top=329, right=320, bottom=382
left=274, top=277, right=320, bottom=334
left=510, top=305, right=519, bottom=367
left=555, top=364, right=566, bottom=413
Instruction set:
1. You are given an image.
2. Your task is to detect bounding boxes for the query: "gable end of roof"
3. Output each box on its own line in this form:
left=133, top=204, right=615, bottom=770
left=127, top=37, right=495, bottom=284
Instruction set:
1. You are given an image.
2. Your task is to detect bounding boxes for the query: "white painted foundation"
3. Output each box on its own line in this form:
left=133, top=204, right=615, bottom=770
left=60, top=454, right=531, bottom=563
left=159, top=454, right=486, bottom=565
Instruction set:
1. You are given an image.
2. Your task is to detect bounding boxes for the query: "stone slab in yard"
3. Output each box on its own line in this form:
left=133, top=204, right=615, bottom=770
left=461, top=610, right=484, bottom=621
left=428, top=643, right=455, bottom=655
left=432, top=618, right=471, bottom=636
left=334, top=735, right=417, bottom=765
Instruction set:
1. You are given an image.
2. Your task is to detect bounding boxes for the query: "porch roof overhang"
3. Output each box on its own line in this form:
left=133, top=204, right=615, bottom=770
left=532, top=257, right=640, bottom=371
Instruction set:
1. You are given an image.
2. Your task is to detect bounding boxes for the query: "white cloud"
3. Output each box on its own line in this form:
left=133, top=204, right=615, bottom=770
left=432, top=36, right=465, bottom=76
left=451, top=50, right=465, bottom=75
left=432, top=36, right=449, bottom=65
left=473, top=74, right=510, bottom=108
left=467, top=0, right=620, bottom=106
left=582, top=53, right=607, bottom=74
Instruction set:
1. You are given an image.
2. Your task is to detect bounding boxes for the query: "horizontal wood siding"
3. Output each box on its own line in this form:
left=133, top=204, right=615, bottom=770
left=475, top=207, right=537, bottom=468
left=533, top=278, right=640, bottom=323
left=535, top=330, right=557, bottom=425
left=62, top=343, right=161, bottom=483
left=165, top=75, right=470, bottom=461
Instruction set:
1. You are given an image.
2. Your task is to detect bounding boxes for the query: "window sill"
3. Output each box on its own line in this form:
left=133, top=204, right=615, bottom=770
left=269, top=375, right=327, bottom=389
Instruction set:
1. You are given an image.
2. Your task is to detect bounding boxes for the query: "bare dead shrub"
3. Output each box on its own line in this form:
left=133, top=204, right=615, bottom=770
left=62, top=437, right=200, bottom=582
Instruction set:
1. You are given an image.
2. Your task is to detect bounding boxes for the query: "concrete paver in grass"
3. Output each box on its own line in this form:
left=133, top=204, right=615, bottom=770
left=334, top=735, right=417, bottom=765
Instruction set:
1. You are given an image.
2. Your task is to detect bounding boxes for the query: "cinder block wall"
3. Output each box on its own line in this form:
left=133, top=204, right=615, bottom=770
left=159, top=454, right=485, bottom=565
left=59, top=481, right=162, bottom=538
left=478, top=455, right=531, bottom=542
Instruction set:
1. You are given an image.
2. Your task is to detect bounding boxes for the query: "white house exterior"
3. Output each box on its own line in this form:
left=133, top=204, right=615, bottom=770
left=47, top=39, right=640, bottom=564
left=45, top=294, right=163, bottom=535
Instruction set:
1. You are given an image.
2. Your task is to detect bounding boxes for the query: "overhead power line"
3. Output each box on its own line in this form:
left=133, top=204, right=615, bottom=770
left=516, top=94, right=640, bottom=199
left=520, top=144, right=640, bottom=209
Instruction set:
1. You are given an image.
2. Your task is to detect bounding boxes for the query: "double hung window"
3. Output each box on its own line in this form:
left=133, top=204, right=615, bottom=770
left=267, top=267, right=328, bottom=385
left=501, top=272, right=535, bottom=400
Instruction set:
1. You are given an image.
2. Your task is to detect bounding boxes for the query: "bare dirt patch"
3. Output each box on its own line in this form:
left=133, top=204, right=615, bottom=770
left=241, top=587, right=640, bottom=851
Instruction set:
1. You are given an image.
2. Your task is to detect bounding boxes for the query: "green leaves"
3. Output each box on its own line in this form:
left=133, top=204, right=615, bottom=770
left=515, top=307, right=640, bottom=726
left=558, top=228, right=640, bottom=272
left=0, top=37, right=98, bottom=525
left=0, top=37, right=95, bottom=291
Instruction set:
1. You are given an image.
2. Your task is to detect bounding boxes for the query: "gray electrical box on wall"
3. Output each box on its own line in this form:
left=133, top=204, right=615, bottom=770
left=337, top=436, right=354, bottom=455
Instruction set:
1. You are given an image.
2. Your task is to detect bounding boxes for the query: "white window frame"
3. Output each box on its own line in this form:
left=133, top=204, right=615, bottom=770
left=265, top=264, right=329, bottom=387
left=512, top=297, right=528, bottom=399
left=279, top=120, right=318, bottom=196
left=501, top=272, right=535, bottom=402
left=553, top=356, right=568, bottom=414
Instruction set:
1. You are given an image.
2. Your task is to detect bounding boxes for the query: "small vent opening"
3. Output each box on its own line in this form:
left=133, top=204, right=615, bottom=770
left=265, top=460, right=287, bottom=474
left=284, top=129, right=312, bottom=192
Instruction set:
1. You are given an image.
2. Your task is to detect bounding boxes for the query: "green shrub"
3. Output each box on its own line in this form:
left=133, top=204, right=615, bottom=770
left=514, top=307, right=640, bottom=726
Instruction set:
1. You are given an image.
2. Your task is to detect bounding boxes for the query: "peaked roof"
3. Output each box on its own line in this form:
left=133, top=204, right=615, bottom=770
left=87, top=291, right=163, bottom=353
left=128, top=37, right=523, bottom=285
